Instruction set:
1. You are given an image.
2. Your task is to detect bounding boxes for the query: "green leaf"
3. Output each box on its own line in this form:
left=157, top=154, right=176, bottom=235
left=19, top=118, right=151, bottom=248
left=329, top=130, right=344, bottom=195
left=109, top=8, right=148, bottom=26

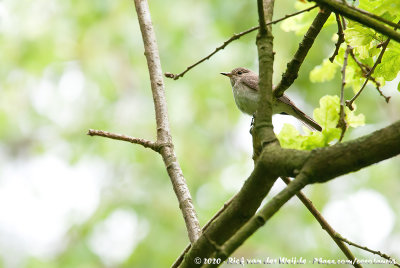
left=375, top=49, right=400, bottom=81
left=310, top=59, right=339, bottom=83
left=278, top=95, right=365, bottom=150
left=277, top=124, right=305, bottom=150
left=314, top=95, right=340, bottom=129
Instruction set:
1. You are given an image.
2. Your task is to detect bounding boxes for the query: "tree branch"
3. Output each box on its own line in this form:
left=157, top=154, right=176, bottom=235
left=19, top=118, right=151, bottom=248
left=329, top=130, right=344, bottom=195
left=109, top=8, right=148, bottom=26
left=274, top=8, right=332, bottom=97
left=348, top=48, right=390, bottom=103
left=346, top=19, right=399, bottom=110
left=177, top=120, right=400, bottom=267
left=281, top=177, right=362, bottom=268
left=87, top=129, right=159, bottom=152
left=171, top=195, right=236, bottom=268
left=133, top=0, right=201, bottom=243
left=329, top=13, right=345, bottom=63
left=209, top=173, right=311, bottom=265
left=309, top=0, right=400, bottom=43
left=335, top=235, right=400, bottom=267
left=254, top=0, right=276, bottom=149
left=303, top=120, right=400, bottom=183
left=178, top=146, right=309, bottom=267
left=164, top=5, right=317, bottom=80
left=337, top=44, right=350, bottom=142
left=345, top=3, right=400, bottom=29
left=346, top=38, right=390, bottom=110
left=202, top=118, right=400, bottom=265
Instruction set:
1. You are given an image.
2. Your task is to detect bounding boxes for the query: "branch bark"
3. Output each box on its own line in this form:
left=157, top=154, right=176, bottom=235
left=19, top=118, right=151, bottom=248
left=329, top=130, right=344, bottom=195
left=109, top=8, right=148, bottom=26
left=303, top=120, right=400, bottom=183
left=207, top=121, right=400, bottom=265
left=177, top=119, right=400, bottom=267
left=274, top=8, right=331, bottom=97
left=87, top=129, right=159, bottom=151
left=133, top=0, right=201, bottom=243
left=253, top=0, right=276, bottom=157
left=309, top=0, right=400, bottom=43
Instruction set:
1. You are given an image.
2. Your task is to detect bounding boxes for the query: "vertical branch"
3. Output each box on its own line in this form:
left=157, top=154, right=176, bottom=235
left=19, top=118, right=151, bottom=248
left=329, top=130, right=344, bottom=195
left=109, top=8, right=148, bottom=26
left=133, top=0, right=201, bottom=243
left=337, top=46, right=350, bottom=142
left=255, top=0, right=276, bottom=148
left=337, top=15, right=350, bottom=142
left=329, top=13, right=345, bottom=62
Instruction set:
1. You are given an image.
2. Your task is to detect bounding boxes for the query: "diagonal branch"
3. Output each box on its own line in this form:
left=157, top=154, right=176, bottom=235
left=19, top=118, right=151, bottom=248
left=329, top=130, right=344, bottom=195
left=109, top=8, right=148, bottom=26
left=209, top=173, right=311, bottom=265
left=304, top=121, right=400, bottom=183
left=281, top=177, right=362, bottom=268
left=164, top=5, right=317, bottom=80
left=348, top=48, right=391, bottom=103
left=346, top=39, right=389, bottom=110
left=178, top=119, right=400, bottom=267
left=133, top=0, right=201, bottom=243
left=274, top=8, right=332, bottom=97
left=335, top=235, right=400, bottom=267
left=345, top=3, right=399, bottom=29
left=346, top=20, right=400, bottom=110
left=309, top=0, right=400, bottom=43
left=207, top=120, right=400, bottom=265
left=171, top=195, right=236, bottom=268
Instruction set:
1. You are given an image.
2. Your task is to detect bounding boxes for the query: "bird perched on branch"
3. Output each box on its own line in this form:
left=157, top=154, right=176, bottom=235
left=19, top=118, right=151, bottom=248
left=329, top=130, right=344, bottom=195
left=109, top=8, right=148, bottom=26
left=221, top=67, right=322, bottom=131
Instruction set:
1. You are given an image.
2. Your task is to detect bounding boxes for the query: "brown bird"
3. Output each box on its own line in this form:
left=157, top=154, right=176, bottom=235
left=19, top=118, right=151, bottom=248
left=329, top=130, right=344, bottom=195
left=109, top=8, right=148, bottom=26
left=221, top=67, right=322, bottom=131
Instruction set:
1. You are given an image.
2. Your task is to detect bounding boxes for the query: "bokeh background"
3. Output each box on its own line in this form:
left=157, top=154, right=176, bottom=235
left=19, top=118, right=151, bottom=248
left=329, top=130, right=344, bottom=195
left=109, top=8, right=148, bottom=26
left=0, top=0, right=399, bottom=267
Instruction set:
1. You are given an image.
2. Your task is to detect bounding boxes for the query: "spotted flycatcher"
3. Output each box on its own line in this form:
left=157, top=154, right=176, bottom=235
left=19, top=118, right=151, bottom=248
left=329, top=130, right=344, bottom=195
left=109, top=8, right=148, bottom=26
left=221, top=67, right=322, bottom=131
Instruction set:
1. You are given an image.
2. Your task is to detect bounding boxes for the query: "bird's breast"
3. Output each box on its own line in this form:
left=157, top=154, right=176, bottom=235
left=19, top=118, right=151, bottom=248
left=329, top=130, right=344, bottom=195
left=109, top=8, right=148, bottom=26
left=232, top=81, right=259, bottom=115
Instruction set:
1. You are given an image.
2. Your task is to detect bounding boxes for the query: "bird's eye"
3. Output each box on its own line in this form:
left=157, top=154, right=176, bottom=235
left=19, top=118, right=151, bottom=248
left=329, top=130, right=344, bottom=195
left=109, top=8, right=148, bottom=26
left=237, top=71, right=242, bottom=75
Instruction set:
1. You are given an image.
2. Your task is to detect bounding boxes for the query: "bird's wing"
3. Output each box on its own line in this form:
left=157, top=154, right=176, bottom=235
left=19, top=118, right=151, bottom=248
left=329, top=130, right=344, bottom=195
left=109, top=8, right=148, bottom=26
left=241, top=74, right=259, bottom=91
left=278, top=94, right=299, bottom=110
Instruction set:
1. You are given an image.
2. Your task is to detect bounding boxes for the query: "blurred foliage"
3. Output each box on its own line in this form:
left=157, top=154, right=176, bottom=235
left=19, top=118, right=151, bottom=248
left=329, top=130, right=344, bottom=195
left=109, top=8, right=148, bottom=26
left=0, top=0, right=399, bottom=268
left=278, top=96, right=365, bottom=150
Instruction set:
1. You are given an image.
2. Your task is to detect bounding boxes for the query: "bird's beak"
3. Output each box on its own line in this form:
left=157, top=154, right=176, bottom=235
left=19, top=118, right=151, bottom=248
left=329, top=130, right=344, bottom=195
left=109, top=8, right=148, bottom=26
left=220, top=72, right=231, bottom=77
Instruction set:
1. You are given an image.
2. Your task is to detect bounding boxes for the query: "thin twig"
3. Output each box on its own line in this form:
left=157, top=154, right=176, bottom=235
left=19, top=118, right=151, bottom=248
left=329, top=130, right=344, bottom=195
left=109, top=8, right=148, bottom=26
left=349, top=48, right=370, bottom=72
left=335, top=234, right=400, bottom=268
left=345, top=39, right=389, bottom=110
left=87, top=129, right=160, bottom=152
left=274, top=8, right=332, bottom=97
left=329, top=13, right=345, bottom=62
left=348, top=49, right=391, bottom=103
left=337, top=45, right=349, bottom=142
left=346, top=19, right=400, bottom=110
left=133, top=0, right=201, bottom=243
left=281, top=177, right=362, bottom=268
left=164, top=5, right=318, bottom=80
left=337, top=16, right=349, bottom=142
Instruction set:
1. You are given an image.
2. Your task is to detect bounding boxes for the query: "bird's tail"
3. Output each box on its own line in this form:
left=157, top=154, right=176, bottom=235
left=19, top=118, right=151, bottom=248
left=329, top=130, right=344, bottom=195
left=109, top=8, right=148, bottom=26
left=292, top=107, right=322, bottom=132
left=276, top=94, right=322, bottom=131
